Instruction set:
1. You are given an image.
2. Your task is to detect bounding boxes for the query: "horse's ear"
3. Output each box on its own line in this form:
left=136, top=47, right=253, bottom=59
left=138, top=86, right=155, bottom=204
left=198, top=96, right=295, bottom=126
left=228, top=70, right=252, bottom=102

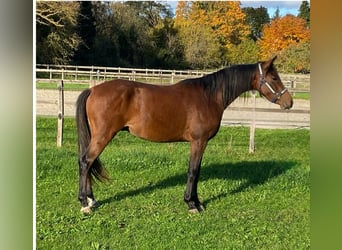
left=262, top=55, right=277, bottom=72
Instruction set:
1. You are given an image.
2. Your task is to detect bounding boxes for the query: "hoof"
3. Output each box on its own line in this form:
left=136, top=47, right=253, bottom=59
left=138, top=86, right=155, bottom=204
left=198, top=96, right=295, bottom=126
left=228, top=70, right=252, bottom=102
left=87, top=197, right=97, bottom=208
left=198, top=204, right=206, bottom=212
left=80, top=206, right=91, bottom=214
left=189, top=208, right=200, bottom=214
left=186, top=199, right=206, bottom=213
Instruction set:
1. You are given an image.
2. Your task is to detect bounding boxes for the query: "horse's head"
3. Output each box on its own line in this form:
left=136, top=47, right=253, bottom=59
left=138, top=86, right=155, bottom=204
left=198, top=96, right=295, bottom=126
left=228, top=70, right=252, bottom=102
left=256, top=56, right=293, bottom=110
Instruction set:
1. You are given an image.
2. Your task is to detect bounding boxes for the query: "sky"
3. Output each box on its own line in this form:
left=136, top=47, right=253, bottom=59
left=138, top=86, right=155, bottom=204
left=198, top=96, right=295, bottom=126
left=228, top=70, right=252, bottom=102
left=240, top=1, right=305, bottom=17
left=167, top=1, right=308, bottom=17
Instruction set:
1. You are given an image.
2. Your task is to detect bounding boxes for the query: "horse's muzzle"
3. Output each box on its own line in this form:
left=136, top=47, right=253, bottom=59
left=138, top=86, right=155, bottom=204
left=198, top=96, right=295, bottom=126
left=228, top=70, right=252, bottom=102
left=281, top=99, right=293, bottom=110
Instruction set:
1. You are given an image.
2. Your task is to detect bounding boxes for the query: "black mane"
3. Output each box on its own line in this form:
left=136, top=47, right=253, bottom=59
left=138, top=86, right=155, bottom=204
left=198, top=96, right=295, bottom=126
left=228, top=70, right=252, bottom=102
left=180, top=63, right=257, bottom=108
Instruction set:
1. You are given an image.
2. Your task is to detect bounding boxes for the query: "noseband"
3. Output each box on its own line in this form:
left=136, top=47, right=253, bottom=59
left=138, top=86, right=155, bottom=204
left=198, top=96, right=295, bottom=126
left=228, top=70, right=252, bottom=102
left=258, top=63, right=288, bottom=103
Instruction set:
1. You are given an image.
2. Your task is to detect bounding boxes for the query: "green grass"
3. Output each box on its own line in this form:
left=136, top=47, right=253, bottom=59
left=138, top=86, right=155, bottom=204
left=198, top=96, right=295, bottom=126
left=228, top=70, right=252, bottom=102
left=36, top=117, right=310, bottom=249
left=36, top=82, right=89, bottom=91
left=291, top=92, right=310, bottom=100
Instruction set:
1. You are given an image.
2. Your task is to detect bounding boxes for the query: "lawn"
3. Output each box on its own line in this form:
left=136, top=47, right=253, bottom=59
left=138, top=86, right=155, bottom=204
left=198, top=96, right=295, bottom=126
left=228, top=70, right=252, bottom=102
left=36, top=117, right=310, bottom=249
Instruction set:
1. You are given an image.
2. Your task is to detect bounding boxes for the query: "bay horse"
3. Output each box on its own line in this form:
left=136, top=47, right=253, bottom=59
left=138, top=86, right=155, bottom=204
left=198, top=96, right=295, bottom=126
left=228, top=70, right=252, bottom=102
left=76, top=56, right=293, bottom=213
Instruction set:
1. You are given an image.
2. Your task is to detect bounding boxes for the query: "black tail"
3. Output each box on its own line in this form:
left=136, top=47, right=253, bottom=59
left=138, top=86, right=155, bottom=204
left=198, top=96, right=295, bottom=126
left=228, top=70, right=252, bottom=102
left=76, top=89, right=110, bottom=182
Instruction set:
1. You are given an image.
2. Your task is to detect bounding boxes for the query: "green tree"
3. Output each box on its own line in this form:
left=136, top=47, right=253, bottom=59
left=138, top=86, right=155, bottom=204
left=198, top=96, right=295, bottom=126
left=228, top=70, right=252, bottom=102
left=127, top=1, right=173, bottom=27
left=227, top=38, right=260, bottom=64
left=36, top=2, right=81, bottom=64
left=243, top=6, right=270, bottom=41
left=272, top=7, right=280, bottom=20
left=150, top=18, right=186, bottom=68
left=127, top=1, right=185, bottom=68
left=277, top=41, right=310, bottom=73
left=178, top=23, right=221, bottom=69
left=298, top=1, right=310, bottom=27
left=74, top=1, right=96, bottom=65
left=90, top=2, right=151, bottom=67
left=88, top=2, right=182, bottom=68
left=89, top=2, right=121, bottom=66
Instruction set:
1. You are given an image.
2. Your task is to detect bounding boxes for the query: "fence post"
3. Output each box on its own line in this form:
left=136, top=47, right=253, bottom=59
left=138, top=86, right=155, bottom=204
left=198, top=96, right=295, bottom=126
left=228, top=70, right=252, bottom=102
left=61, top=68, right=64, bottom=81
left=171, top=70, right=175, bottom=84
left=249, top=91, right=256, bottom=153
left=49, top=66, right=52, bottom=81
left=89, top=66, right=95, bottom=87
left=291, top=80, right=296, bottom=97
left=57, top=80, right=64, bottom=147
left=97, top=69, right=100, bottom=83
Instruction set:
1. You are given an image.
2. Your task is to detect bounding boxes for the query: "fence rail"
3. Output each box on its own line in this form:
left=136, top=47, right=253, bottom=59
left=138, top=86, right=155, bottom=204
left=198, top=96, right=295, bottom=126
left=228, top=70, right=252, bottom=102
left=36, top=64, right=310, bottom=93
left=36, top=64, right=212, bottom=85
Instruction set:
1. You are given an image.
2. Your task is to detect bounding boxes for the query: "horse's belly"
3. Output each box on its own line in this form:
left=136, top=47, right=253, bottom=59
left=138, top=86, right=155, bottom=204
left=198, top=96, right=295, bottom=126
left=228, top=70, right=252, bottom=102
left=127, top=112, right=187, bottom=142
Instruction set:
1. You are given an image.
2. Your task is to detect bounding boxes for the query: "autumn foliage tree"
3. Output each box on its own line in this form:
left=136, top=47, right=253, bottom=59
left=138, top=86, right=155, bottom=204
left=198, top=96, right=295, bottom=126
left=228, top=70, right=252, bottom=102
left=36, top=1, right=310, bottom=72
left=175, top=1, right=251, bottom=68
left=258, top=14, right=310, bottom=60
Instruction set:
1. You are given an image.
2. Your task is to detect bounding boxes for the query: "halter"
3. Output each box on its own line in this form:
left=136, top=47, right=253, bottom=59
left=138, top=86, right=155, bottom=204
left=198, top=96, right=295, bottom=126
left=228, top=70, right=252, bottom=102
left=258, top=63, right=288, bottom=103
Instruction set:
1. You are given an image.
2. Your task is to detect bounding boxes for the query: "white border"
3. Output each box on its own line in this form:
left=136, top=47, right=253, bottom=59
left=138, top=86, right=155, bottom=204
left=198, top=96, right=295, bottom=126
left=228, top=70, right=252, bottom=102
left=32, top=1, right=36, bottom=249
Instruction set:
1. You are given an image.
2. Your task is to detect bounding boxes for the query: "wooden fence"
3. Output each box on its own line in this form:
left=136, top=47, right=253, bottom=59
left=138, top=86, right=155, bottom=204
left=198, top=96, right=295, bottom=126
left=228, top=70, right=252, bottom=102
left=36, top=64, right=212, bottom=85
left=35, top=64, right=310, bottom=147
left=36, top=64, right=310, bottom=94
left=46, top=82, right=309, bottom=148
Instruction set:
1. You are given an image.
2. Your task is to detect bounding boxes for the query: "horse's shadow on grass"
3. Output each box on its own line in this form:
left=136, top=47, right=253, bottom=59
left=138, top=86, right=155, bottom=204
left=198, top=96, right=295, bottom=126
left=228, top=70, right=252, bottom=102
left=98, top=160, right=295, bottom=208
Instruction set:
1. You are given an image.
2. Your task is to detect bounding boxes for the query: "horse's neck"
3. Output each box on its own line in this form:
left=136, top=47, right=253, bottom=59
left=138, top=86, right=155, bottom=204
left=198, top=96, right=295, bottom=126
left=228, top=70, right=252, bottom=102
left=221, top=81, right=252, bottom=110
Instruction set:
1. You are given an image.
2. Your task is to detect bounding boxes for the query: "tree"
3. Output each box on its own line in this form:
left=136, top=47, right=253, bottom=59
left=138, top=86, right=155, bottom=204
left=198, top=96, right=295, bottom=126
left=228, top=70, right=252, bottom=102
left=73, top=1, right=96, bottom=65
left=179, top=23, right=222, bottom=69
left=126, top=1, right=185, bottom=68
left=277, top=41, right=310, bottom=73
left=86, top=2, right=182, bottom=68
left=243, top=6, right=270, bottom=41
left=227, top=38, right=259, bottom=64
left=298, top=1, right=310, bottom=27
left=175, top=1, right=251, bottom=67
left=258, top=14, right=310, bottom=60
left=272, top=7, right=280, bottom=20
left=36, top=1, right=81, bottom=64
left=127, top=1, right=173, bottom=27
left=202, top=1, right=250, bottom=48
left=150, top=17, right=186, bottom=68
left=175, top=1, right=192, bottom=22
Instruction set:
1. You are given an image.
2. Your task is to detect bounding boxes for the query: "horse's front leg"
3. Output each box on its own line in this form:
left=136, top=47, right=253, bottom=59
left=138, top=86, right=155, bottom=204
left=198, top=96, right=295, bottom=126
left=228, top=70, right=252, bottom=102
left=184, top=139, right=207, bottom=213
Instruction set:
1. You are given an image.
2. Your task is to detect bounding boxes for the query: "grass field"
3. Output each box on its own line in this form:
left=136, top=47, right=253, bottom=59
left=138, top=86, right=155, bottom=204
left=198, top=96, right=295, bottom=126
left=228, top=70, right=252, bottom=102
left=36, top=117, right=310, bottom=249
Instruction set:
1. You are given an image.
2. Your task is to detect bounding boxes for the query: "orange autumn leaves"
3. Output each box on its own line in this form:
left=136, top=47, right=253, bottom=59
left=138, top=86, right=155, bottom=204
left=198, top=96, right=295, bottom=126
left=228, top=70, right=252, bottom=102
left=175, top=1, right=250, bottom=50
left=175, top=1, right=310, bottom=63
left=258, top=15, right=310, bottom=60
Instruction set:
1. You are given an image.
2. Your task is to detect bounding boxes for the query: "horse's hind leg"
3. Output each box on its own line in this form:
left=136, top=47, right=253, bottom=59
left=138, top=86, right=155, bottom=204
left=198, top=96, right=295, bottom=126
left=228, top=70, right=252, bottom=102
left=86, top=172, right=96, bottom=207
left=79, top=132, right=115, bottom=213
left=79, top=152, right=97, bottom=213
left=78, top=154, right=92, bottom=212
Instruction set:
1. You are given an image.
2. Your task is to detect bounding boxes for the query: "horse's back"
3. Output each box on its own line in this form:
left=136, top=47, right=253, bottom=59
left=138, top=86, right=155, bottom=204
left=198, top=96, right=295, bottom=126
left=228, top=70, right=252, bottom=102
left=86, top=79, right=221, bottom=142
